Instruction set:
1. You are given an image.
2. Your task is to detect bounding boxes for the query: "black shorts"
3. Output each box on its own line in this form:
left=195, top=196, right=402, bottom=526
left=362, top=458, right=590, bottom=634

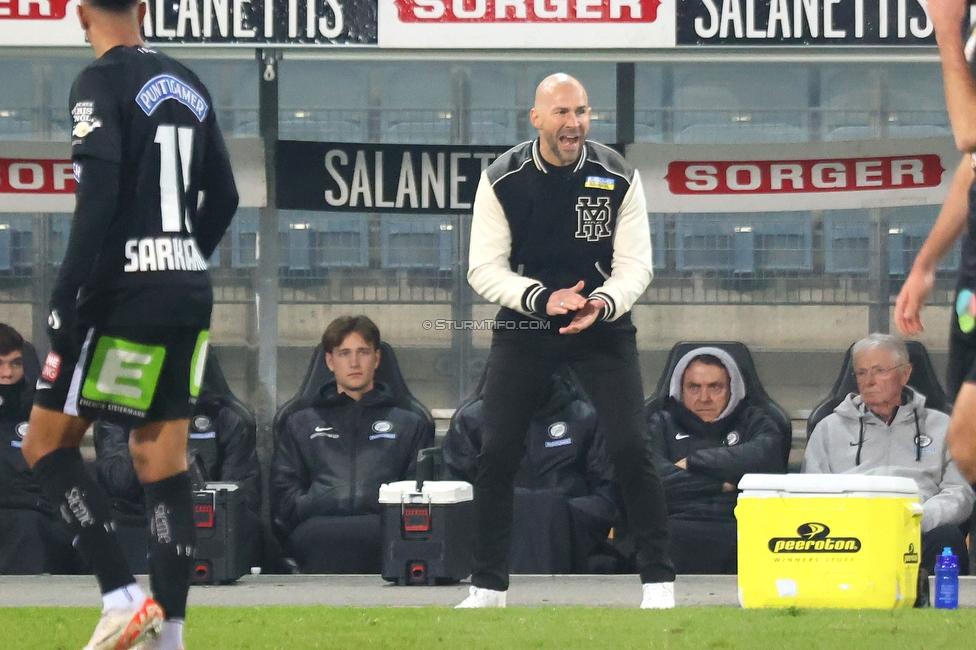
left=948, top=285, right=976, bottom=400
left=34, top=325, right=210, bottom=428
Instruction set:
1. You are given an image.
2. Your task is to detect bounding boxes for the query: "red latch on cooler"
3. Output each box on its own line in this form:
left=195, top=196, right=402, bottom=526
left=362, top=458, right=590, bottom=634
left=402, top=506, right=431, bottom=532
left=194, top=504, right=214, bottom=528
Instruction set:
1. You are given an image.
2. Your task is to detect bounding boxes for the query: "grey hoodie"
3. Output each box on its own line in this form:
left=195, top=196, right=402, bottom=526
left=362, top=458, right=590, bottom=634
left=668, top=347, right=746, bottom=421
left=802, top=388, right=974, bottom=533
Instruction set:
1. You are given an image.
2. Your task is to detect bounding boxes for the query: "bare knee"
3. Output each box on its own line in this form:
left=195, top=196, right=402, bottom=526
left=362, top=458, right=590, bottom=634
left=21, top=407, right=89, bottom=468
left=129, top=419, right=190, bottom=483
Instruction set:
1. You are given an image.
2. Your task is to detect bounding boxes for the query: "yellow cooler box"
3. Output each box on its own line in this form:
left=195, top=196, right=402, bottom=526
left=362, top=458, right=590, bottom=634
left=735, top=473, right=922, bottom=609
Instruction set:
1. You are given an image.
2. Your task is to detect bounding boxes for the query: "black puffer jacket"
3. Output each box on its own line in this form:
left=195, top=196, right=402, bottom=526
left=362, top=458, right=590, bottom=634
left=443, top=373, right=618, bottom=531
left=647, top=397, right=785, bottom=521
left=0, top=379, right=51, bottom=514
left=271, top=381, right=434, bottom=535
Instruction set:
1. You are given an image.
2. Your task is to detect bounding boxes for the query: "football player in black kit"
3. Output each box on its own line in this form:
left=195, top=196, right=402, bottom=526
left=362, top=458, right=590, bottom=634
left=895, top=0, right=976, bottom=485
left=456, top=73, right=675, bottom=609
left=20, top=0, right=238, bottom=647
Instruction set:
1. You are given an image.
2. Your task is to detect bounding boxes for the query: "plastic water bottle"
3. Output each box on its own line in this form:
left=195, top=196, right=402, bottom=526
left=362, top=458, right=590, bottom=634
left=934, top=547, right=959, bottom=610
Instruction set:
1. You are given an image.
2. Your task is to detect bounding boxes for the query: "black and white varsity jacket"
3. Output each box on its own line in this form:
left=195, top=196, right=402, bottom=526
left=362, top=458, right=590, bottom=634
left=467, top=139, right=653, bottom=328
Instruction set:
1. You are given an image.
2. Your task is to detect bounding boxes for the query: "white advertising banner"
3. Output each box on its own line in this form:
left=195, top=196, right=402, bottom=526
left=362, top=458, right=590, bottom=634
left=629, top=137, right=961, bottom=213
left=0, top=139, right=266, bottom=212
left=377, top=0, right=675, bottom=48
left=0, top=0, right=86, bottom=47
left=0, top=0, right=376, bottom=46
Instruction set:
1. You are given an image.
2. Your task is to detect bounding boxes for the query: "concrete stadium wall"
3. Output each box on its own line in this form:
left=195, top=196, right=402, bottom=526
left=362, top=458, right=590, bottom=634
left=8, top=302, right=953, bottom=418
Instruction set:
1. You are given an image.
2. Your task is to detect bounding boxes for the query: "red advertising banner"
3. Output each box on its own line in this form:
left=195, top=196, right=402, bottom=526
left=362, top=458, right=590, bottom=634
left=378, top=0, right=675, bottom=47
left=666, top=155, right=944, bottom=196
left=0, top=159, right=75, bottom=194
left=0, top=0, right=71, bottom=19
left=392, top=0, right=660, bottom=23
left=630, top=138, right=959, bottom=213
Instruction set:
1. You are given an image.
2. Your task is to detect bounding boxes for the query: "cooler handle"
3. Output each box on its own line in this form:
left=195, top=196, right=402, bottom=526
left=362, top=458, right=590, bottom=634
left=906, top=502, right=923, bottom=518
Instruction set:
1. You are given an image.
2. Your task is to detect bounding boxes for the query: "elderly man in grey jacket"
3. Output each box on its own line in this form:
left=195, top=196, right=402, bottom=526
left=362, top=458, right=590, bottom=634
left=803, top=333, right=975, bottom=574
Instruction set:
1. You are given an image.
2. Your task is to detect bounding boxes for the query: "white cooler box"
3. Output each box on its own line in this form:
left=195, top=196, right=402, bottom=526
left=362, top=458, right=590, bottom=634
left=378, top=480, right=474, bottom=585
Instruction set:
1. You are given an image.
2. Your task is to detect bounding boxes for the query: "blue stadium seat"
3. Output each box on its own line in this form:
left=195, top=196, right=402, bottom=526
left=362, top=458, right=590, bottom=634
left=380, top=216, right=453, bottom=271
left=824, top=208, right=957, bottom=275
left=0, top=225, right=11, bottom=272
left=674, top=213, right=812, bottom=274
left=230, top=211, right=258, bottom=269
left=314, top=215, right=369, bottom=269
left=281, top=221, right=312, bottom=272
left=674, top=215, right=737, bottom=273
left=823, top=210, right=870, bottom=273
left=753, top=214, right=813, bottom=271
left=648, top=213, right=666, bottom=270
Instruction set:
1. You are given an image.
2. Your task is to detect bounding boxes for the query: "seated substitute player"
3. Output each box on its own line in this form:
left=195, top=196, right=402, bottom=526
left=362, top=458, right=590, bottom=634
left=803, top=333, right=975, bottom=574
left=442, top=366, right=622, bottom=574
left=0, top=323, right=79, bottom=575
left=20, top=0, right=238, bottom=647
left=646, top=347, right=786, bottom=574
left=271, top=316, right=434, bottom=573
left=93, top=357, right=262, bottom=571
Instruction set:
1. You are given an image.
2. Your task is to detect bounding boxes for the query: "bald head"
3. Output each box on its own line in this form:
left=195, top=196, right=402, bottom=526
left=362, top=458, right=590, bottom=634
left=530, top=73, right=590, bottom=167
left=534, top=73, right=588, bottom=109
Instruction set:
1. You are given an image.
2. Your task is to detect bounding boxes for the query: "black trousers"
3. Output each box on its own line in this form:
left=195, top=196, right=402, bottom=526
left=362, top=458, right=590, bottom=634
left=289, top=514, right=382, bottom=574
left=0, top=507, right=82, bottom=575
left=668, top=517, right=737, bottom=575
left=471, top=324, right=674, bottom=591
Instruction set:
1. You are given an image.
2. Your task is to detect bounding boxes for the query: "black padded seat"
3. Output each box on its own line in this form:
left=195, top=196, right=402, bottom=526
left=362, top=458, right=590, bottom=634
left=644, top=341, right=793, bottom=468
left=806, top=340, right=950, bottom=438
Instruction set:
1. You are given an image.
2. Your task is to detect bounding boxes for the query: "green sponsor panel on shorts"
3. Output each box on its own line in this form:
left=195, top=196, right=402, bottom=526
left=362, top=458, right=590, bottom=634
left=82, top=336, right=166, bottom=411
left=189, top=330, right=210, bottom=398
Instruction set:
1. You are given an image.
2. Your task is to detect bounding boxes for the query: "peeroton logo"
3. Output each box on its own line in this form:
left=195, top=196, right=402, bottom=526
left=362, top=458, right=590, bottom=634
left=767, top=522, right=861, bottom=554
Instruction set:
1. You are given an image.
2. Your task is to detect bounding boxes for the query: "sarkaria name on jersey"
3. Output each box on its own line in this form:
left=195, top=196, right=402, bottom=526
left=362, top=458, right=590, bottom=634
left=124, top=237, right=208, bottom=273
left=71, top=101, right=102, bottom=140
left=136, top=74, right=209, bottom=122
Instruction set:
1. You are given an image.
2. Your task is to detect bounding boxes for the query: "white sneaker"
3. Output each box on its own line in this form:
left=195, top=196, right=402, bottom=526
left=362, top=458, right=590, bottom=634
left=455, top=586, right=507, bottom=608
left=83, top=597, right=164, bottom=650
left=640, top=582, right=675, bottom=609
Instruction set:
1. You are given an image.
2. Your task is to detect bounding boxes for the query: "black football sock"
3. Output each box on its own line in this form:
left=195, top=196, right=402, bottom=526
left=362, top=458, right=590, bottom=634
left=144, top=472, right=195, bottom=620
left=32, top=447, right=135, bottom=594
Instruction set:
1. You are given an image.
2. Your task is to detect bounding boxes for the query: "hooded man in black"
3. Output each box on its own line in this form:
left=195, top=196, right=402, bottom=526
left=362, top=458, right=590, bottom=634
left=646, top=347, right=786, bottom=574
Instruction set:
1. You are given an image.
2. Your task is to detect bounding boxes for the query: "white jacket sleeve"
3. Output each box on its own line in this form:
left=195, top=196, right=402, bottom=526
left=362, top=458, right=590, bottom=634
left=587, top=170, right=654, bottom=321
left=466, top=171, right=541, bottom=315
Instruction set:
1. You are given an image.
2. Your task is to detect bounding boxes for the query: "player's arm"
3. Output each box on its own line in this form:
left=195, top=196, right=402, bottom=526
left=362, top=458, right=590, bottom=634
left=895, top=155, right=972, bottom=335
left=192, top=118, right=239, bottom=259
left=51, top=69, right=122, bottom=349
left=587, top=170, right=653, bottom=322
left=931, top=0, right=976, bottom=151
left=467, top=172, right=551, bottom=317
left=49, top=156, right=119, bottom=349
